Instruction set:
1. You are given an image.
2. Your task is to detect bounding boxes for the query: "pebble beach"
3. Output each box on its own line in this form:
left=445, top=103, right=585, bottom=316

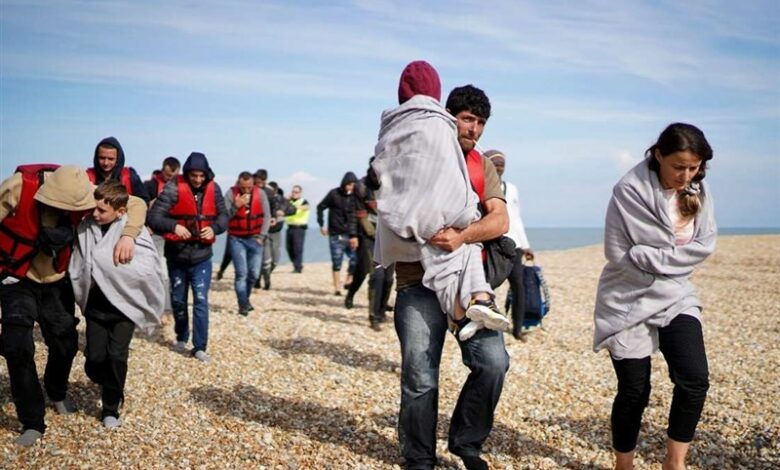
left=0, top=234, right=777, bottom=469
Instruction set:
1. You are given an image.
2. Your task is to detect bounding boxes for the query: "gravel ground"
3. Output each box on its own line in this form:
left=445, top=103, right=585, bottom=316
left=0, top=234, right=777, bottom=469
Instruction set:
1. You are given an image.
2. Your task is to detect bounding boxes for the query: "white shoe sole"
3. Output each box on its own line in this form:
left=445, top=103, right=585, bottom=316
left=458, top=320, right=484, bottom=341
left=465, top=304, right=511, bottom=331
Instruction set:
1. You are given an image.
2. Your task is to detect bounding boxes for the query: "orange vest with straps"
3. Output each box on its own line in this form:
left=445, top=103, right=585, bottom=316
left=228, top=186, right=264, bottom=237
left=163, top=175, right=218, bottom=245
left=86, top=167, right=134, bottom=195
left=0, top=164, right=76, bottom=278
left=152, top=171, right=168, bottom=198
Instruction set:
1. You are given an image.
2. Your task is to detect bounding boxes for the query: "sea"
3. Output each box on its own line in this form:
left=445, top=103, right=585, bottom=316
left=212, top=227, right=779, bottom=266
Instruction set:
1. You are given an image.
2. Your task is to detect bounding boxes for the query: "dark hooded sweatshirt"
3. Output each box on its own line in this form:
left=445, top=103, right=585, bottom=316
left=146, top=152, right=229, bottom=265
left=316, top=172, right=358, bottom=237
left=92, top=137, right=151, bottom=203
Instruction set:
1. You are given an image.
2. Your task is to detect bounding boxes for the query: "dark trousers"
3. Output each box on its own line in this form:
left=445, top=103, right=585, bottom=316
left=218, top=237, right=233, bottom=275
left=611, top=314, right=709, bottom=452
left=368, top=263, right=394, bottom=324
left=346, top=236, right=373, bottom=300
left=0, top=278, right=78, bottom=433
left=505, top=248, right=526, bottom=336
left=84, top=316, right=135, bottom=418
left=285, top=225, right=306, bottom=272
left=395, top=284, right=509, bottom=468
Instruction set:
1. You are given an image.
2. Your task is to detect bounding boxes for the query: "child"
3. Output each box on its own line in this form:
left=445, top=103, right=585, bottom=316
left=372, top=60, right=510, bottom=340
left=69, top=180, right=165, bottom=428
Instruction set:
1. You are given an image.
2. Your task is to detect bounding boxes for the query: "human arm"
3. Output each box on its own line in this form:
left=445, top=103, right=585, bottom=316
left=0, top=173, right=23, bottom=224
left=429, top=197, right=509, bottom=252
left=113, top=195, right=148, bottom=264
left=316, top=192, right=330, bottom=233
left=260, top=192, right=271, bottom=237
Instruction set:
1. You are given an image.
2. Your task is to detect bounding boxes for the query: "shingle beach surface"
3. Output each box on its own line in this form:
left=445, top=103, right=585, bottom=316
left=1, top=235, right=777, bottom=469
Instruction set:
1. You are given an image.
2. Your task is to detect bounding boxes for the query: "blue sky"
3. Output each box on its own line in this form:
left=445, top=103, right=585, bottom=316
left=1, top=0, right=778, bottom=227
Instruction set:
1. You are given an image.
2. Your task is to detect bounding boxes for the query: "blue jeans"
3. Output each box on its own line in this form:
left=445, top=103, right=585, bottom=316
left=395, top=284, right=509, bottom=468
left=229, top=235, right=264, bottom=308
left=168, top=258, right=212, bottom=352
left=328, top=234, right=356, bottom=273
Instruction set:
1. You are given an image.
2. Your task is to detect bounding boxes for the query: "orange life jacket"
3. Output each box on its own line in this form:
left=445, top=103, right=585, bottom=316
left=163, top=175, right=218, bottom=245
left=0, top=164, right=75, bottom=278
left=152, top=171, right=168, bottom=198
left=227, top=186, right=264, bottom=237
left=86, top=167, right=134, bottom=195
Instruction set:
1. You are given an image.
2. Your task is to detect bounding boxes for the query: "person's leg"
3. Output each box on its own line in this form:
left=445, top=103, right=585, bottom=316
left=507, top=249, right=526, bottom=339
left=190, top=258, right=213, bottom=353
left=293, top=227, right=306, bottom=272
left=610, top=356, right=652, bottom=469
left=345, top=236, right=371, bottom=308
left=658, top=314, right=709, bottom=470
left=230, top=236, right=250, bottom=310
left=217, top=235, right=233, bottom=279
left=261, top=233, right=273, bottom=289
left=270, top=231, right=282, bottom=268
left=285, top=228, right=295, bottom=269
left=382, top=264, right=395, bottom=311
left=246, top=238, right=264, bottom=303
left=37, top=279, right=79, bottom=406
left=368, top=264, right=383, bottom=325
left=329, top=235, right=345, bottom=294
left=102, top=318, right=135, bottom=419
left=168, top=261, right=190, bottom=345
left=447, top=328, right=510, bottom=462
left=395, top=285, right=448, bottom=469
left=344, top=236, right=357, bottom=286
left=0, top=281, right=47, bottom=434
left=84, top=317, right=110, bottom=389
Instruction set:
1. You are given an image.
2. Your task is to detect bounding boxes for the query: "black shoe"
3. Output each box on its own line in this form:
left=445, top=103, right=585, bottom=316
left=216, top=271, right=224, bottom=281
left=293, top=267, right=302, bottom=273
left=238, top=305, right=250, bottom=316
left=460, top=455, right=489, bottom=470
left=385, top=304, right=394, bottom=312
left=369, top=321, right=382, bottom=331
left=247, top=304, right=255, bottom=313
left=253, top=279, right=261, bottom=289
left=344, top=295, right=354, bottom=309
left=377, top=315, right=389, bottom=324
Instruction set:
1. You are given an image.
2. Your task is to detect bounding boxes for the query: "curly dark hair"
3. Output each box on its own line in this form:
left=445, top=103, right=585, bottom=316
left=445, top=84, right=491, bottom=120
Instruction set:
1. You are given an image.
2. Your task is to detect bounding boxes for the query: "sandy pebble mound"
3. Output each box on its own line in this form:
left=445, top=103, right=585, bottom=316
left=0, top=235, right=777, bottom=469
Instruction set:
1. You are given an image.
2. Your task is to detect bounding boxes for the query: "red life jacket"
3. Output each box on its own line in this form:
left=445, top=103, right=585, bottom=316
left=163, top=175, right=218, bottom=245
left=0, top=164, right=76, bottom=278
left=86, top=167, right=134, bottom=195
left=465, top=150, right=488, bottom=261
left=152, top=171, right=168, bottom=198
left=228, top=186, right=265, bottom=237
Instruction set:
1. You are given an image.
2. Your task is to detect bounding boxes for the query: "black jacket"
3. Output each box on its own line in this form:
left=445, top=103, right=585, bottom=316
left=146, top=152, right=229, bottom=265
left=92, top=137, right=150, bottom=203
left=317, top=172, right=358, bottom=237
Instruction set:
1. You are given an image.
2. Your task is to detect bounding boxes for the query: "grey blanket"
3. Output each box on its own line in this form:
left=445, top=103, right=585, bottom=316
left=593, top=158, right=717, bottom=359
left=372, top=95, right=490, bottom=314
left=70, top=216, right=165, bottom=333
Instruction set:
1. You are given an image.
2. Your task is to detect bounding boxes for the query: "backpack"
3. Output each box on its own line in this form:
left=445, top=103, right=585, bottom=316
left=522, top=263, right=550, bottom=328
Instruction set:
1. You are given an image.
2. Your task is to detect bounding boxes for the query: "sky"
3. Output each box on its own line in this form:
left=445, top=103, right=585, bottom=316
left=1, top=0, right=778, bottom=227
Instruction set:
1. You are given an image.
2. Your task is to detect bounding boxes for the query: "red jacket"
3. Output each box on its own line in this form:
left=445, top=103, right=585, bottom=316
left=86, top=167, right=133, bottom=195
left=162, top=175, right=218, bottom=245
left=228, top=186, right=265, bottom=237
left=0, top=164, right=74, bottom=278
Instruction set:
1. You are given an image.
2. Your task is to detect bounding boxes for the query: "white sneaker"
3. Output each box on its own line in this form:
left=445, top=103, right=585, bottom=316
left=458, top=319, right=485, bottom=341
left=103, top=416, right=122, bottom=429
left=194, top=350, right=210, bottom=363
left=465, top=299, right=511, bottom=331
left=173, top=341, right=186, bottom=353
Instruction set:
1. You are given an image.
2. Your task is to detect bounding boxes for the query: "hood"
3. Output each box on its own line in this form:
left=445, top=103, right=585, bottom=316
left=398, top=60, right=441, bottom=104
left=182, top=152, right=215, bottom=181
left=34, top=165, right=96, bottom=212
left=93, top=136, right=126, bottom=180
left=340, top=171, right=358, bottom=190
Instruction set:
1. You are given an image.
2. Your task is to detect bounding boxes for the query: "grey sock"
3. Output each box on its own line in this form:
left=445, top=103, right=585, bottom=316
left=15, top=429, right=43, bottom=447
left=103, top=416, right=122, bottom=429
left=53, top=398, right=76, bottom=414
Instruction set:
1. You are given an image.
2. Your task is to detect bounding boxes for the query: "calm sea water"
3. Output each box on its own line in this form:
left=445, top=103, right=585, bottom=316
left=212, top=227, right=779, bottom=266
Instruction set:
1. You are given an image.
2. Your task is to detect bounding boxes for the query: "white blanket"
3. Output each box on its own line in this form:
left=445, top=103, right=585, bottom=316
left=593, top=158, right=717, bottom=358
left=70, top=216, right=164, bottom=333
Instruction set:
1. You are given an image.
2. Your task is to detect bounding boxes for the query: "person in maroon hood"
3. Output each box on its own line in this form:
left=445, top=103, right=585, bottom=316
left=87, top=137, right=150, bottom=204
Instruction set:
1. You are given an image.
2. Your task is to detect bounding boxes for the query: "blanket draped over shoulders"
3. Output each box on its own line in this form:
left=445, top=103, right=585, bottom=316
left=593, top=158, right=716, bottom=359
left=70, top=216, right=165, bottom=334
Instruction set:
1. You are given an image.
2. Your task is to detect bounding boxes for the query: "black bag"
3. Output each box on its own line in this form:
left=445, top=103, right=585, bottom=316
left=483, top=236, right=516, bottom=288
left=522, top=263, right=550, bottom=328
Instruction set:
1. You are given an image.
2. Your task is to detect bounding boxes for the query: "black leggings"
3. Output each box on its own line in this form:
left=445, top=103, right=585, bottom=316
left=611, top=314, right=709, bottom=453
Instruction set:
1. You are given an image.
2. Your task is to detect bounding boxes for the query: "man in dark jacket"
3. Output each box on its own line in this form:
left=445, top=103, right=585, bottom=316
left=260, top=182, right=296, bottom=290
left=147, top=152, right=229, bottom=363
left=317, top=172, right=359, bottom=296
left=144, top=156, right=180, bottom=202
left=88, top=137, right=150, bottom=204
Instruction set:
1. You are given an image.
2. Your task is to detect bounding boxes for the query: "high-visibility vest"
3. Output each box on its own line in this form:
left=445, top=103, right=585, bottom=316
left=285, top=198, right=310, bottom=226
